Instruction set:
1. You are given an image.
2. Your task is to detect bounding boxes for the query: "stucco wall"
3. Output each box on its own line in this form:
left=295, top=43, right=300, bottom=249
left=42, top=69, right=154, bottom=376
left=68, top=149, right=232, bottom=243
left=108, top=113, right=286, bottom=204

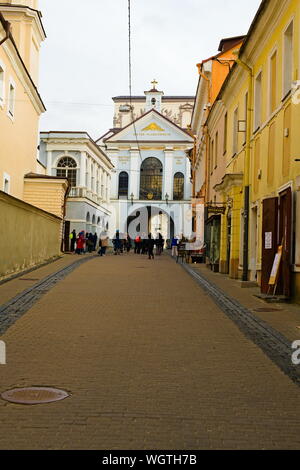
left=0, top=191, right=62, bottom=280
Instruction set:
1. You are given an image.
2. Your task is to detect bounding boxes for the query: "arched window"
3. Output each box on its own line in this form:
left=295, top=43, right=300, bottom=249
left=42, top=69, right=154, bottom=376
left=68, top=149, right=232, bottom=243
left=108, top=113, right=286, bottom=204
left=173, top=172, right=184, bottom=200
left=140, top=157, right=163, bottom=200
left=57, top=156, right=77, bottom=187
left=118, top=171, right=129, bottom=198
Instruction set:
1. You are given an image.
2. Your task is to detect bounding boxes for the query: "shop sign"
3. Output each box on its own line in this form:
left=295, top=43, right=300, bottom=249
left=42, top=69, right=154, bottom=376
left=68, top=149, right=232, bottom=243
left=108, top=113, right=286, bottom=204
left=206, top=205, right=226, bottom=215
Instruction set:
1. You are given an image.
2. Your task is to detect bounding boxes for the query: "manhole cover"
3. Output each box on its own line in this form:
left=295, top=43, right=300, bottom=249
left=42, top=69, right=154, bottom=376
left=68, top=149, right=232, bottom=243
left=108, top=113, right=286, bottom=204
left=1, top=387, right=69, bottom=405
left=254, top=308, right=282, bottom=312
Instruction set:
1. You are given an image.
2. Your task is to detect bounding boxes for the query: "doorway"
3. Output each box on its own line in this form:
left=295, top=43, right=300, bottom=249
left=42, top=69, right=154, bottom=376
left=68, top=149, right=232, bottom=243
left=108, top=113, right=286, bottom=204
left=226, top=211, right=232, bottom=274
left=250, top=207, right=258, bottom=282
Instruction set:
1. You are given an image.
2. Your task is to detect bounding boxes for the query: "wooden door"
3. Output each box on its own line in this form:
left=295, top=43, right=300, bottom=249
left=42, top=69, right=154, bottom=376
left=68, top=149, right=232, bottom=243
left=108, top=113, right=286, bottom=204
left=279, top=187, right=292, bottom=297
left=261, top=197, right=278, bottom=293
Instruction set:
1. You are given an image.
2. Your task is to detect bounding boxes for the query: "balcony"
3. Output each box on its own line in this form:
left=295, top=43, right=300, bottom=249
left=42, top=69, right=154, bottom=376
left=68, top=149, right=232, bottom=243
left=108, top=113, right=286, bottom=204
left=68, top=187, right=104, bottom=205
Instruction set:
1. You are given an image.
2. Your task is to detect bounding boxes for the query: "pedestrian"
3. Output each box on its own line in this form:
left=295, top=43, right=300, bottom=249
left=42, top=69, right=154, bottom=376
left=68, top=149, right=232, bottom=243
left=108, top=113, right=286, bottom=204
left=171, top=235, right=179, bottom=257
left=141, top=233, right=147, bottom=255
left=134, top=235, right=141, bottom=254
left=70, top=229, right=76, bottom=252
left=126, top=234, right=132, bottom=253
left=156, top=232, right=163, bottom=255
left=93, top=233, right=98, bottom=251
left=76, top=231, right=85, bottom=254
left=113, top=230, right=122, bottom=255
left=147, top=233, right=155, bottom=260
left=87, top=233, right=94, bottom=253
left=98, top=231, right=109, bottom=256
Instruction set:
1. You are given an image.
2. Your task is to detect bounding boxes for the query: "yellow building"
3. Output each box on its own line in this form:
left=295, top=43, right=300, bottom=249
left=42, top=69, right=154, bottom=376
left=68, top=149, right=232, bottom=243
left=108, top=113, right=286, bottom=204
left=0, top=2, right=68, bottom=279
left=204, top=0, right=300, bottom=302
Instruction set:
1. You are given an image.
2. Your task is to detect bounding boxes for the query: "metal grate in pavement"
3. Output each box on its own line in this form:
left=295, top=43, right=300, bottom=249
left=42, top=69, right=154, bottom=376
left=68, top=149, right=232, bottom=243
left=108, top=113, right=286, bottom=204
left=0, top=257, right=93, bottom=336
left=181, top=263, right=300, bottom=388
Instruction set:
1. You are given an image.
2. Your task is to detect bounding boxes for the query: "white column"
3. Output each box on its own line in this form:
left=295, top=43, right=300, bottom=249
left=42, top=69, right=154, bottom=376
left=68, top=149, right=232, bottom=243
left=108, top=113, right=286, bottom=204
left=184, top=157, right=192, bottom=200
left=80, top=152, right=86, bottom=187
left=103, top=171, right=107, bottom=201
left=46, top=150, right=52, bottom=176
left=130, top=149, right=140, bottom=200
left=86, top=157, right=91, bottom=190
left=107, top=175, right=111, bottom=203
left=164, top=149, right=173, bottom=199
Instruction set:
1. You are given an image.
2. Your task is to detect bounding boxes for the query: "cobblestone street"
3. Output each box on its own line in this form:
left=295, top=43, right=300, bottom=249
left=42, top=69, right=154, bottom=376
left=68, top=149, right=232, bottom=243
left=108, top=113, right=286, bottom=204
left=0, top=253, right=300, bottom=450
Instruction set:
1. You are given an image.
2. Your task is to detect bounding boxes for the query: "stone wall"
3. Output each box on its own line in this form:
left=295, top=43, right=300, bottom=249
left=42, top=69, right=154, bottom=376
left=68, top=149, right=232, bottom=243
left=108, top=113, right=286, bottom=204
left=0, top=191, right=62, bottom=280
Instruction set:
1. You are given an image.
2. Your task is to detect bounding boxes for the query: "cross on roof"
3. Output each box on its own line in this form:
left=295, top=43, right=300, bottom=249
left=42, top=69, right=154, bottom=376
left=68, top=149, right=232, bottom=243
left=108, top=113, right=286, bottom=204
left=151, top=79, right=158, bottom=90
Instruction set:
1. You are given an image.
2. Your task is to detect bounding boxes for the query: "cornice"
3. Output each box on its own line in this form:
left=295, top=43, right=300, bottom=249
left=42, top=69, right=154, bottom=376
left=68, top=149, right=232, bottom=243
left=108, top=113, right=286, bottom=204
left=0, top=5, right=46, bottom=41
left=240, top=0, right=290, bottom=66
left=41, top=138, right=114, bottom=171
left=2, top=39, right=45, bottom=113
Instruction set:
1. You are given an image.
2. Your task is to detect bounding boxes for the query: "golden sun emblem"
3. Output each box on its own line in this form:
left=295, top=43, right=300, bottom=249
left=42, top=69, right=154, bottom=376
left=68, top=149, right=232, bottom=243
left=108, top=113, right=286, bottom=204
left=147, top=193, right=154, bottom=200
left=142, top=122, right=165, bottom=132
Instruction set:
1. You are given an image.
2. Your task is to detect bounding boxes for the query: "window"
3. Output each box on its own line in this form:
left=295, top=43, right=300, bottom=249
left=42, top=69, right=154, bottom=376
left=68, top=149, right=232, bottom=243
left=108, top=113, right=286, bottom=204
left=140, top=157, right=162, bottom=200
left=210, top=140, right=214, bottom=173
left=56, top=156, right=77, bottom=187
left=173, top=172, right=184, bottom=200
left=254, top=72, right=262, bottom=131
left=244, top=92, right=248, bottom=144
left=118, top=171, right=129, bottom=198
left=0, top=65, right=4, bottom=105
left=215, top=132, right=218, bottom=168
left=283, top=21, right=293, bottom=98
left=233, top=107, right=238, bottom=155
left=270, top=51, right=277, bottom=113
left=8, top=81, right=15, bottom=117
left=223, top=113, right=228, bottom=154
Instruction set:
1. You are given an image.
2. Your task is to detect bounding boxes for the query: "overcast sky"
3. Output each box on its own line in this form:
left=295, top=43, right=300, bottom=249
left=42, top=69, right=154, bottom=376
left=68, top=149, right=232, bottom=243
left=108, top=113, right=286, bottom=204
left=39, top=0, right=262, bottom=140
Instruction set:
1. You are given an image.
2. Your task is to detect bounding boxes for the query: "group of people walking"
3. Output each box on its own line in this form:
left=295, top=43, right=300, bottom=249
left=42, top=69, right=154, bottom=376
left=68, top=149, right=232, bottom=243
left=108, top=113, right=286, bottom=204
left=111, top=231, right=165, bottom=260
left=69, top=230, right=109, bottom=256
left=69, top=229, right=180, bottom=261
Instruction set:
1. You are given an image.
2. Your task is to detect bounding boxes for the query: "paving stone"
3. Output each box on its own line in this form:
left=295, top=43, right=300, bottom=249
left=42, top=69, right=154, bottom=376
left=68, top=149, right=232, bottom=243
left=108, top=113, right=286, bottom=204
left=0, top=253, right=299, bottom=449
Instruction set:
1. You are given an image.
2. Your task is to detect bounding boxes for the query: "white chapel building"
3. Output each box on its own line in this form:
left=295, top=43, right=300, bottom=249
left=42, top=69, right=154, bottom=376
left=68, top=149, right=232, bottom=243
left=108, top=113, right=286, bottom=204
left=97, top=82, right=195, bottom=240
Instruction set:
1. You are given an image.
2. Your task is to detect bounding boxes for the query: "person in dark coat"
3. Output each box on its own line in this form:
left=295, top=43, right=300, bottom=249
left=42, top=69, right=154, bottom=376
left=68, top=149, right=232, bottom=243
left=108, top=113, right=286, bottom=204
left=87, top=233, right=94, bottom=253
left=113, top=230, right=122, bottom=255
left=126, top=234, right=132, bottom=253
left=70, top=229, right=76, bottom=252
left=93, top=233, right=98, bottom=251
left=147, top=233, right=155, bottom=260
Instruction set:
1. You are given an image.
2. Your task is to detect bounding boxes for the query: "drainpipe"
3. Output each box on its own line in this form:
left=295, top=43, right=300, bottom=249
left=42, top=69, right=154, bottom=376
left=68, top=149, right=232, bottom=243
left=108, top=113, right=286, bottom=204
left=235, top=56, right=253, bottom=282
left=0, top=20, right=11, bottom=46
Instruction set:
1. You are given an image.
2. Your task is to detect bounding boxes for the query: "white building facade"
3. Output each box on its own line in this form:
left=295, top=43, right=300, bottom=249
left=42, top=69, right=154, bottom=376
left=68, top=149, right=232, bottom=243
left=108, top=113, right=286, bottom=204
left=98, top=84, right=195, bottom=241
left=39, top=132, right=113, bottom=246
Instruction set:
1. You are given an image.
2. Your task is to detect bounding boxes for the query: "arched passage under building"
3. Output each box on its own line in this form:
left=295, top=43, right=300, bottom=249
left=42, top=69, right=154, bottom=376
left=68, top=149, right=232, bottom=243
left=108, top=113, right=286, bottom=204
left=126, top=206, right=175, bottom=242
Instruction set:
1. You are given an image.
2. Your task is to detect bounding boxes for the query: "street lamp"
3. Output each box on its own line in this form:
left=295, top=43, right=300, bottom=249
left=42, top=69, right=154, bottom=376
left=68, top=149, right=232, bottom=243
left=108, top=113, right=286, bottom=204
left=165, top=193, right=169, bottom=205
left=130, top=193, right=134, bottom=205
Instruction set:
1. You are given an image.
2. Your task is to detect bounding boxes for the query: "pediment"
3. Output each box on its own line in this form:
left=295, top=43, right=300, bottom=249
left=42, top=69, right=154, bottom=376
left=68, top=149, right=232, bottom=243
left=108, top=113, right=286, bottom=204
left=104, top=110, right=194, bottom=143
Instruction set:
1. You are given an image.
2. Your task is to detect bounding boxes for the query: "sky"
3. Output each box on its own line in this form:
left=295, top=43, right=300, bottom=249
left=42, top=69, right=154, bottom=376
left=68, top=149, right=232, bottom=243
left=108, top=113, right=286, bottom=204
left=39, top=0, right=262, bottom=140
